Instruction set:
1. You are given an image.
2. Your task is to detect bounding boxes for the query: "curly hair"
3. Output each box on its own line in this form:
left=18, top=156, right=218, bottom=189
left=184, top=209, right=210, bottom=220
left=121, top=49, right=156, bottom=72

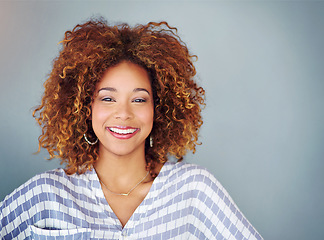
left=33, top=18, right=205, bottom=176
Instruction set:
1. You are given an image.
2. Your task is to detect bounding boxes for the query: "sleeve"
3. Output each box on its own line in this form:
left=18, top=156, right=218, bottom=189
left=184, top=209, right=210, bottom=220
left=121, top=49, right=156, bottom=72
left=0, top=183, right=32, bottom=239
left=0, top=169, right=91, bottom=239
left=188, top=164, right=263, bottom=240
left=0, top=171, right=59, bottom=239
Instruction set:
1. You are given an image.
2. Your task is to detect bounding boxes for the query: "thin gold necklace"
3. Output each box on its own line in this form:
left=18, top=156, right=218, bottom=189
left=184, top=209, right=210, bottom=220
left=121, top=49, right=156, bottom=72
left=99, top=171, right=150, bottom=196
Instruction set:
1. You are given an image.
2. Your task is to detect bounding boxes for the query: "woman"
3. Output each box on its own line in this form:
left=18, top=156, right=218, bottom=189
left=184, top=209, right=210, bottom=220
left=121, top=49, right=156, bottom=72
left=0, top=18, right=262, bottom=239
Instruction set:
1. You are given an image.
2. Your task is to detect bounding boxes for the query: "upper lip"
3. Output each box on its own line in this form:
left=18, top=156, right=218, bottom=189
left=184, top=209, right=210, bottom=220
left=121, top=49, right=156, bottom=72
left=107, top=126, right=139, bottom=134
left=107, top=126, right=138, bottom=129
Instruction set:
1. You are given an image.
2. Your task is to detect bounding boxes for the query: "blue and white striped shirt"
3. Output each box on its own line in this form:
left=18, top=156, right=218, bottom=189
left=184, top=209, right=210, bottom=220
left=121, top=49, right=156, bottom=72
left=0, top=161, right=262, bottom=239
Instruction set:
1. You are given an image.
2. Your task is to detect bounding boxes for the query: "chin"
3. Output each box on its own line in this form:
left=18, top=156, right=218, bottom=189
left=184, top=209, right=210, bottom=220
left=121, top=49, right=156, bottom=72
left=100, top=143, right=145, bottom=158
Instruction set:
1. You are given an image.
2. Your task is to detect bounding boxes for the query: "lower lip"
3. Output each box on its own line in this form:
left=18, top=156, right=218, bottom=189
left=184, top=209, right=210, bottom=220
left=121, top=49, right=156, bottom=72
left=107, top=128, right=139, bottom=139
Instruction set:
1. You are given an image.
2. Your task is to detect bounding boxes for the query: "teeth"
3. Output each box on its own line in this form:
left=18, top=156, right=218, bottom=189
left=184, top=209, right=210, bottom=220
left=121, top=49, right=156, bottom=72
left=109, top=127, right=137, bottom=135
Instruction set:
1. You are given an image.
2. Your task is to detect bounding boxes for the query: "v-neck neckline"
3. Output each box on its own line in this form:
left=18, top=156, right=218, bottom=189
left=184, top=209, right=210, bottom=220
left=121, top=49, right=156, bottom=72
left=90, top=162, right=172, bottom=229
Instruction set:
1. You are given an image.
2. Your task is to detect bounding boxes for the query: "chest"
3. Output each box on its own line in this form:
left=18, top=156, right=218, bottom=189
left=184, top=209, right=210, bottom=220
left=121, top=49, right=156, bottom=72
left=101, top=181, right=153, bottom=227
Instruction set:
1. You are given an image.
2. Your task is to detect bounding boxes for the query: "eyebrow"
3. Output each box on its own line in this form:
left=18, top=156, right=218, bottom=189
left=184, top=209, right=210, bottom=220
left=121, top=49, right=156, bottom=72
left=133, top=88, right=150, bottom=95
left=98, top=87, right=150, bottom=95
left=98, top=87, right=116, bottom=93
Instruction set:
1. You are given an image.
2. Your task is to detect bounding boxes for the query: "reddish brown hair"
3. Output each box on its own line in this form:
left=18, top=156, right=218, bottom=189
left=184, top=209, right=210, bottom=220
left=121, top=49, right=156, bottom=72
left=33, top=18, right=205, bottom=175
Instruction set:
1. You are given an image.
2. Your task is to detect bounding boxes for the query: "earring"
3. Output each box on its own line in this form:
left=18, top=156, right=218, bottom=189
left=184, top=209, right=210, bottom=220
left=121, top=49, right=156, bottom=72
left=150, top=136, right=153, bottom=148
left=83, top=133, right=98, bottom=145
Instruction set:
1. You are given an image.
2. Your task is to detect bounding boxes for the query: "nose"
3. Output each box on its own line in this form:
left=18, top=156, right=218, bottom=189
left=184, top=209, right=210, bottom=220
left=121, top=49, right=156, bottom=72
left=114, top=101, right=133, bottom=120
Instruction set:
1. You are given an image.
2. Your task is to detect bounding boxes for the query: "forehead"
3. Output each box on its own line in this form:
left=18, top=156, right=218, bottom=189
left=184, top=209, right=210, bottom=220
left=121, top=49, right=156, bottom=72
left=97, top=61, right=151, bottom=90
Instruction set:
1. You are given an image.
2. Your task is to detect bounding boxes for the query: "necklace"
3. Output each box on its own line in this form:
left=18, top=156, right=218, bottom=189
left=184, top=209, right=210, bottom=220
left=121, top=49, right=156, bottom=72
left=99, top=171, right=150, bottom=196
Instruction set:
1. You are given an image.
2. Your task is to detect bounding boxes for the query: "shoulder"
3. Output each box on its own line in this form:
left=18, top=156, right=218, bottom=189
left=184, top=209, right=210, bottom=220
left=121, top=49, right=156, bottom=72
left=161, top=161, right=240, bottom=215
left=159, top=161, right=230, bottom=201
left=162, top=161, right=220, bottom=188
left=1, top=169, right=60, bottom=204
left=3, top=169, right=69, bottom=200
left=0, top=168, right=93, bottom=220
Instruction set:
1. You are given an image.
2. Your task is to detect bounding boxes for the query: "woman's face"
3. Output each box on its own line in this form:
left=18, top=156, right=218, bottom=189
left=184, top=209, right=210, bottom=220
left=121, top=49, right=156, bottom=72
left=91, top=61, right=154, bottom=158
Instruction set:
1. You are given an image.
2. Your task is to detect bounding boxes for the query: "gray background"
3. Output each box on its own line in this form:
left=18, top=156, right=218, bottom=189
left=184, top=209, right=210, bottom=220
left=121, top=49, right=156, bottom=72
left=1, top=1, right=323, bottom=239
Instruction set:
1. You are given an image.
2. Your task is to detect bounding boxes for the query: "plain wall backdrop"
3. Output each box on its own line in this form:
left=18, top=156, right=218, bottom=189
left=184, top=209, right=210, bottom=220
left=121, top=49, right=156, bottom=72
left=0, top=1, right=323, bottom=239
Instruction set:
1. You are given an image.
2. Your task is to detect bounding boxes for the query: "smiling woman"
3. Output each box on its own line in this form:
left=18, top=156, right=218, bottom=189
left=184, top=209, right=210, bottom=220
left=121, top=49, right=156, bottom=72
left=91, top=62, right=154, bottom=161
left=0, top=18, right=263, bottom=239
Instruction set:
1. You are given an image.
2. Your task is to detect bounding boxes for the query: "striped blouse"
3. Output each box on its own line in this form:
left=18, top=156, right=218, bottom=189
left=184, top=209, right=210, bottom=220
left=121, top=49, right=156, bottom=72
left=0, top=161, right=262, bottom=239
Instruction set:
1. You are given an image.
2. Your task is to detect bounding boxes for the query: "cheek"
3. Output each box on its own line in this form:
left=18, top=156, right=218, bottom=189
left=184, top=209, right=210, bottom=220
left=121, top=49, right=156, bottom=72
left=140, top=107, right=154, bottom=126
left=91, top=105, right=110, bottom=127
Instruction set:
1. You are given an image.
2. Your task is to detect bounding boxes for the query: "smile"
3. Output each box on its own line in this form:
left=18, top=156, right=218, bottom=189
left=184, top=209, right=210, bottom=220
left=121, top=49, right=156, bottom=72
left=108, top=127, right=138, bottom=135
left=107, top=126, right=139, bottom=140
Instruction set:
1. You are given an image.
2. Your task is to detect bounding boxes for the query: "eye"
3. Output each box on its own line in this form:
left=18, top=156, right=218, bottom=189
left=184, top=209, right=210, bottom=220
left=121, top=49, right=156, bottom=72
left=101, top=97, right=115, bottom=102
left=133, top=98, right=147, bottom=103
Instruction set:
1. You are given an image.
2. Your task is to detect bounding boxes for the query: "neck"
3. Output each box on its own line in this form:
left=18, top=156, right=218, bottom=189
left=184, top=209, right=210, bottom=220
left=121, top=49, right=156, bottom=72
left=94, top=144, right=149, bottom=191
